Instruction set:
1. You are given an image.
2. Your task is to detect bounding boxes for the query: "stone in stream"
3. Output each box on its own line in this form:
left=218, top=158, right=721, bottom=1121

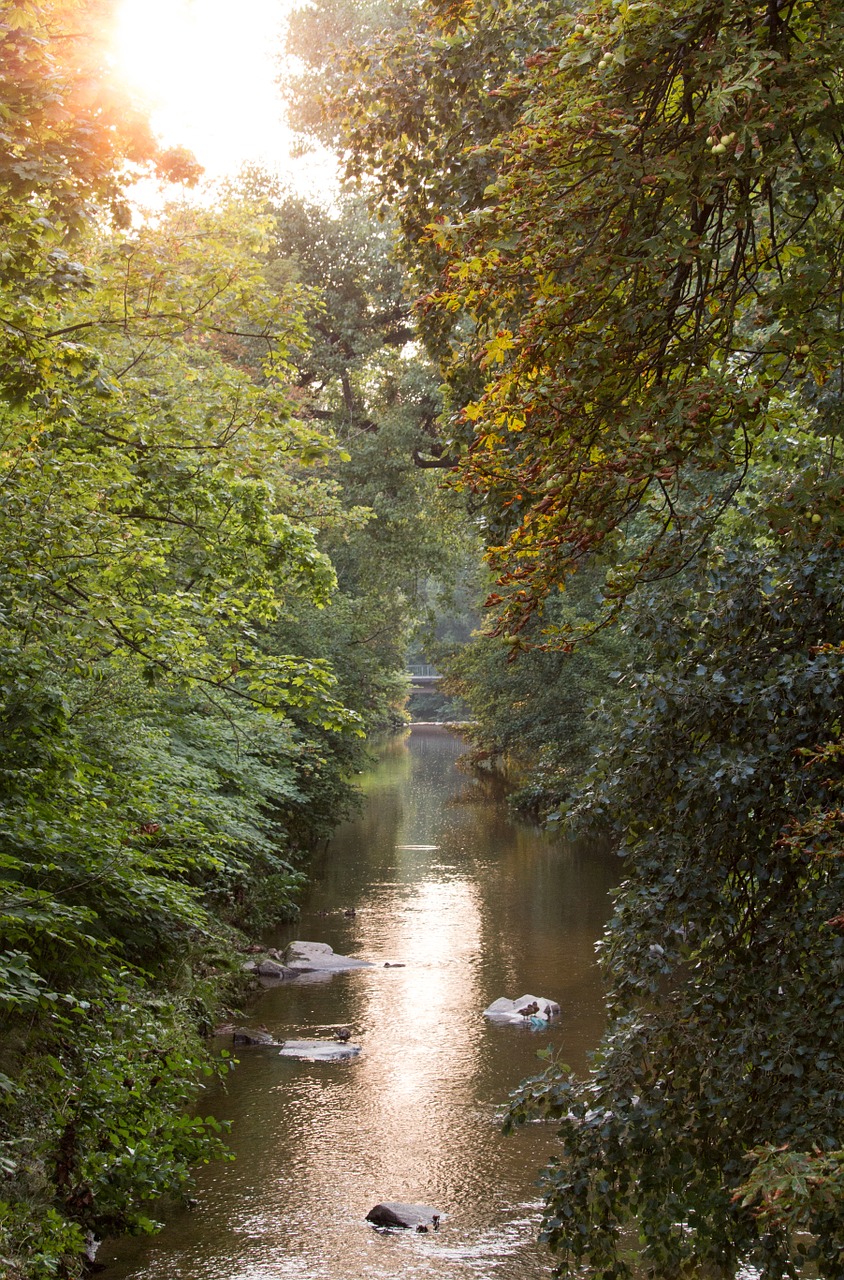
left=257, top=958, right=299, bottom=979
left=282, top=940, right=373, bottom=973
left=277, top=1038, right=362, bottom=1062
left=482, top=993, right=561, bottom=1024
left=231, top=1027, right=278, bottom=1047
left=366, top=1202, right=442, bottom=1232
left=240, top=957, right=298, bottom=979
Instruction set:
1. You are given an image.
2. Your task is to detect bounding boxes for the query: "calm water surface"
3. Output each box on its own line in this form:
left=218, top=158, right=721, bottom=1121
left=100, top=727, right=618, bottom=1280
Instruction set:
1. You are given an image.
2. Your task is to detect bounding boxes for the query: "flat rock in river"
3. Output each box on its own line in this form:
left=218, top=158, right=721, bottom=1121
left=282, top=940, right=373, bottom=972
left=277, top=1039, right=362, bottom=1062
left=366, top=1202, right=442, bottom=1231
left=482, top=993, right=560, bottom=1024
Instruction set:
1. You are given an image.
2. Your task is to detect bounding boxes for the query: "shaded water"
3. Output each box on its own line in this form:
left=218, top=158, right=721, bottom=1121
left=100, top=727, right=618, bottom=1280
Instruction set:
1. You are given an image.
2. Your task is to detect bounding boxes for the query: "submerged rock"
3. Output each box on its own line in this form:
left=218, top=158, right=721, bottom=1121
left=282, top=940, right=373, bottom=973
left=482, top=993, right=560, bottom=1024
left=366, top=1202, right=442, bottom=1231
left=231, top=1027, right=277, bottom=1047
left=240, top=956, right=297, bottom=979
left=256, top=958, right=298, bottom=979
left=277, top=1038, right=362, bottom=1061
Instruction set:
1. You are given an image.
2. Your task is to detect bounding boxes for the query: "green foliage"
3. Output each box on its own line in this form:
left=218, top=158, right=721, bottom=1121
left=0, top=198, right=358, bottom=729
left=0, top=649, right=339, bottom=1274
left=311, top=0, right=844, bottom=639
left=0, top=974, right=233, bottom=1278
left=287, top=0, right=562, bottom=364
left=0, top=0, right=199, bottom=407
left=736, top=1146, right=844, bottom=1239
left=0, top=1204, right=86, bottom=1280
left=441, top=566, right=634, bottom=814
left=232, top=179, right=472, bottom=726
left=506, top=449, right=844, bottom=1276
left=425, top=0, right=844, bottom=637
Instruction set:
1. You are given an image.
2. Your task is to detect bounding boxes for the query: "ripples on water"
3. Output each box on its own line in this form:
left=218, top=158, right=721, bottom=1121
left=100, top=728, right=618, bottom=1280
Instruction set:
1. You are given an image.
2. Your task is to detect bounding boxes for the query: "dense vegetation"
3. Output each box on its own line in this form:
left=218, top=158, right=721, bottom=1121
left=0, top=3, right=459, bottom=1275
left=294, top=0, right=844, bottom=1274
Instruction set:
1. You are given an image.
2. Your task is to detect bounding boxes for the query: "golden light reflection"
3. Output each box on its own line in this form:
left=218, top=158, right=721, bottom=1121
left=261, top=870, right=489, bottom=1216
left=345, top=871, right=487, bottom=1201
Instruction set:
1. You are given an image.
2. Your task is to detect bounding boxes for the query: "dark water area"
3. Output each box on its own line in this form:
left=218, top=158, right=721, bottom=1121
left=100, top=727, right=619, bottom=1280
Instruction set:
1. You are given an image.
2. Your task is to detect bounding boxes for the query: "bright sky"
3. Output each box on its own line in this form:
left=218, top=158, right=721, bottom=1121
left=111, top=0, right=336, bottom=197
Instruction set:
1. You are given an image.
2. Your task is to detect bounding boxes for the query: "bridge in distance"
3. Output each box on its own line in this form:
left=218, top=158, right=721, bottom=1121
left=407, top=664, right=442, bottom=688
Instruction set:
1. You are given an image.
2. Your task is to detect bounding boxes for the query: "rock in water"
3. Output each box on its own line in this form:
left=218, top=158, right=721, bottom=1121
left=482, top=993, right=561, bottom=1024
left=282, top=940, right=373, bottom=972
left=231, top=1027, right=277, bottom=1046
left=241, top=957, right=298, bottom=979
left=366, top=1202, right=442, bottom=1231
left=277, top=1039, right=361, bottom=1062
left=256, top=958, right=299, bottom=979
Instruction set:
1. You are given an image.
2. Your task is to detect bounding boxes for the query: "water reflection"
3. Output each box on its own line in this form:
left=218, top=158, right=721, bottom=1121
left=100, top=728, right=618, bottom=1280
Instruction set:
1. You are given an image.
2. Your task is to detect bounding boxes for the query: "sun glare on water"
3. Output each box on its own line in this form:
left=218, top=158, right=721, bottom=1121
left=111, top=0, right=323, bottom=189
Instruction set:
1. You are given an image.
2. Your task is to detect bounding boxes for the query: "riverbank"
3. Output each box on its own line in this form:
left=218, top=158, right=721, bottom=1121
left=0, top=723, right=365, bottom=1280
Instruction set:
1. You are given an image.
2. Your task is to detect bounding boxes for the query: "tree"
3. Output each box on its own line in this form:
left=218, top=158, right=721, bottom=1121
left=229, top=177, right=471, bottom=725
left=0, top=84, right=368, bottom=1269
left=0, top=7, right=392, bottom=1274
left=506, top=437, right=844, bottom=1276
left=0, top=197, right=356, bottom=725
left=310, top=0, right=844, bottom=637
left=286, top=0, right=561, bottom=363
left=0, top=0, right=200, bottom=406
left=425, top=0, right=844, bottom=638
left=440, top=563, right=634, bottom=813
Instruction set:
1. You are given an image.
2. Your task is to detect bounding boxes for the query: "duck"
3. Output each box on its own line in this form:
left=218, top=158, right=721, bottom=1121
left=333, top=1026, right=353, bottom=1043
left=517, top=1001, right=540, bottom=1019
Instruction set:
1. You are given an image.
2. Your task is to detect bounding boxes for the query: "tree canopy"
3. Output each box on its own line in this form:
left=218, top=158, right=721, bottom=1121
left=304, top=0, right=844, bottom=634
left=431, top=0, right=844, bottom=637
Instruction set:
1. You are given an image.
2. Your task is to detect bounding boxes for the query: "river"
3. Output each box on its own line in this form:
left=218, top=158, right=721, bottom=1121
left=99, top=726, right=618, bottom=1280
